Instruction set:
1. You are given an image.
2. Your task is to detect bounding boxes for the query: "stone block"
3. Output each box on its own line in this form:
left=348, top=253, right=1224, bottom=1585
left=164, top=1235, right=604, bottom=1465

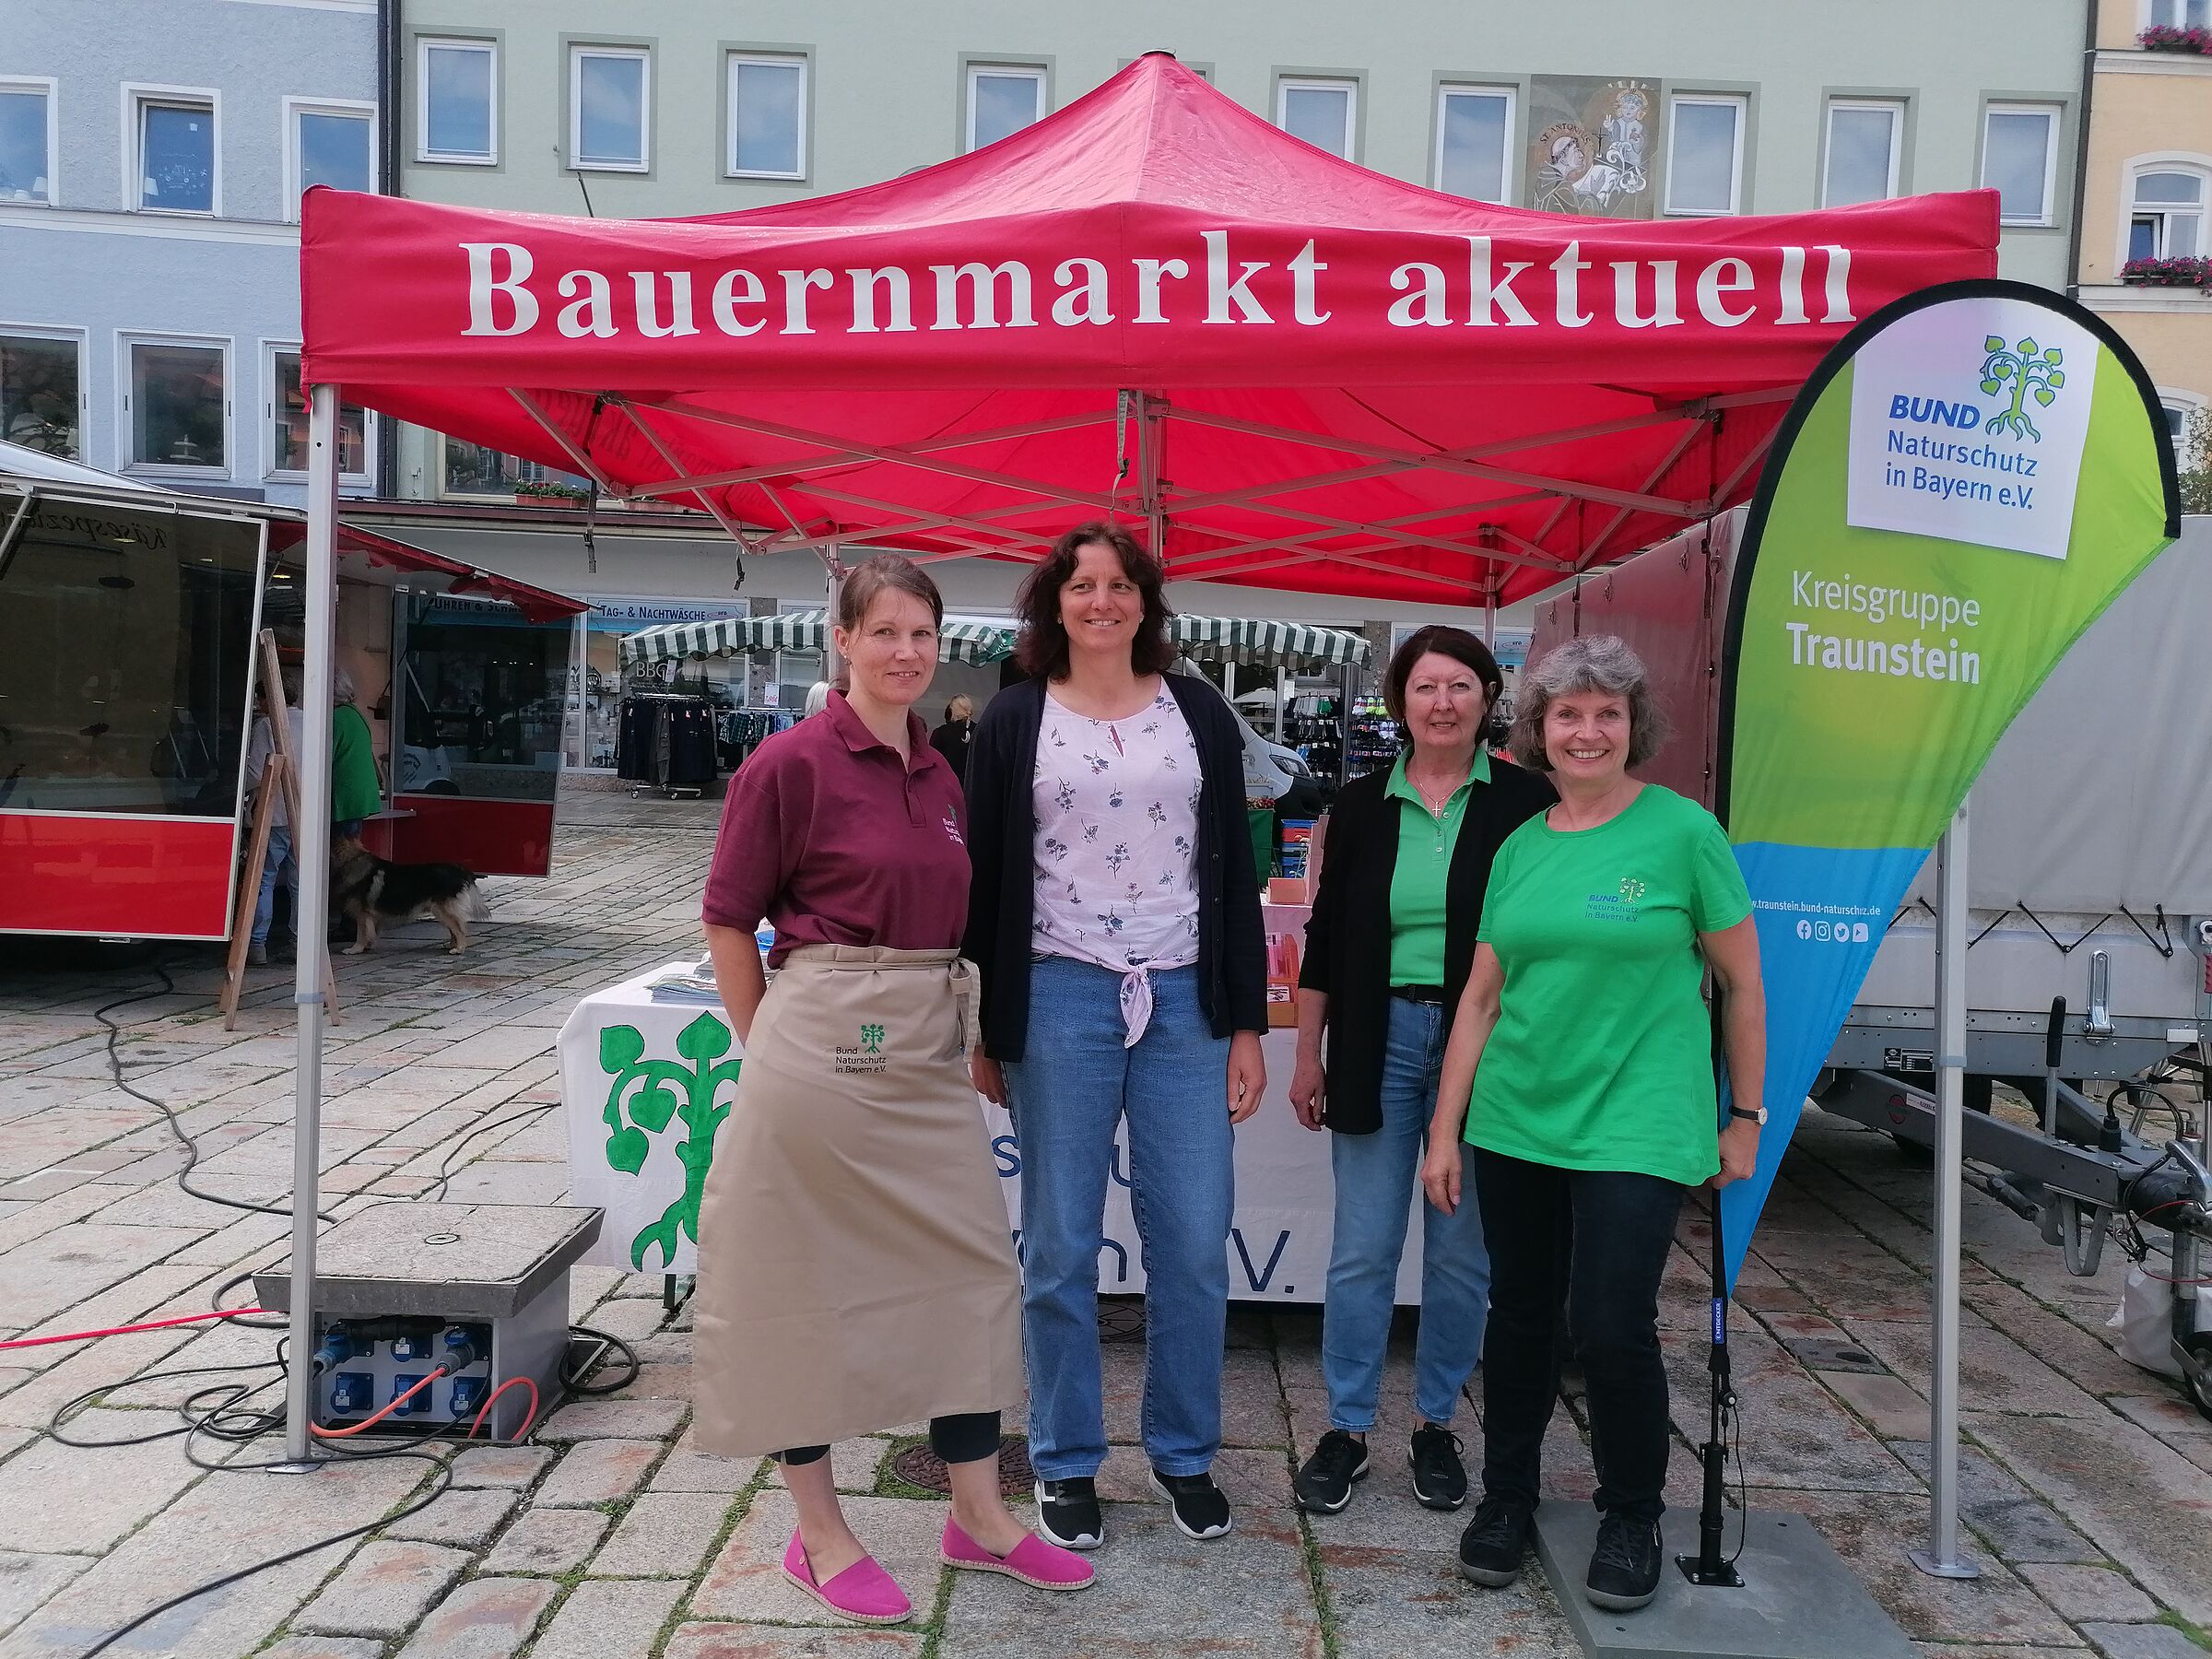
left=255, top=1641, right=387, bottom=1659
left=536, top=1397, right=687, bottom=1441
left=0, top=1552, right=89, bottom=1637
left=767, top=1438, right=888, bottom=1496
left=665, top=1625, right=923, bottom=1657
left=536, top=1439, right=664, bottom=1506
left=649, top=1427, right=759, bottom=1494
left=527, top=1579, right=684, bottom=1659
left=591, top=1492, right=734, bottom=1579
left=394, top=1578, right=559, bottom=1658
left=2018, top=1562, right=2160, bottom=1624
left=1889, top=1441, right=2099, bottom=1564
left=382, top=1486, right=523, bottom=1548
left=2078, top=1625, right=2212, bottom=1659
left=1846, top=1318, right=2103, bottom=1419
left=1824, top=1370, right=1931, bottom=1440
left=481, top=1506, right=610, bottom=1575
left=449, top=1444, right=554, bottom=1488
left=294, top=1542, right=472, bottom=1638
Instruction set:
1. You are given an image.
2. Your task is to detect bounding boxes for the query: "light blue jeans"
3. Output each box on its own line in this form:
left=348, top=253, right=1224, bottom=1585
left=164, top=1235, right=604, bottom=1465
left=1321, top=994, right=1491, bottom=1430
left=1004, top=956, right=1232, bottom=1480
left=251, top=824, right=297, bottom=948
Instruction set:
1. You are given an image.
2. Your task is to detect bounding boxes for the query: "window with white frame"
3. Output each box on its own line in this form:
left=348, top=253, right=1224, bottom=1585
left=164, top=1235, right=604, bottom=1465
left=1436, top=86, right=1513, bottom=202
left=571, top=44, right=649, bottom=171
left=1823, top=100, right=1902, bottom=207
left=0, top=80, right=53, bottom=204
left=0, top=332, right=80, bottom=456
left=726, top=53, right=806, bottom=178
left=2149, top=0, right=2211, bottom=28
left=288, top=101, right=371, bottom=217
left=1666, top=94, right=1746, bottom=215
left=441, top=436, right=591, bottom=500
left=134, top=93, right=216, bottom=214
left=966, top=65, right=1043, bottom=152
left=1278, top=77, right=1356, bottom=159
left=419, top=38, right=496, bottom=163
left=124, top=338, right=226, bottom=471
left=1983, top=104, right=2059, bottom=227
left=265, top=348, right=368, bottom=480
left=2129, top=169, right=2205, bottom=260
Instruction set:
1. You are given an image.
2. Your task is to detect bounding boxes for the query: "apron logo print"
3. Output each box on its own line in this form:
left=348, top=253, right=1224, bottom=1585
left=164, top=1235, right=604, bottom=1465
left=835, top=1023, right=890, bottom=1076
left=861, top=1023, right=885, bottom=1054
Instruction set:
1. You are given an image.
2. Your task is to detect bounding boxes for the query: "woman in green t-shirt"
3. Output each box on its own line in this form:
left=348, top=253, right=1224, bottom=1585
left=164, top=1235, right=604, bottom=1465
left=1418, top=635, right=1767, bottom=1616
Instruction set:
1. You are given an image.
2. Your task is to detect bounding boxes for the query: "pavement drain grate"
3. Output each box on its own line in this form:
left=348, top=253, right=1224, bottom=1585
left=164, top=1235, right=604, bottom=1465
left=890, top=1435, right=1034, bottom=1496
left=1783, top=1336, right=1888, bottom=1374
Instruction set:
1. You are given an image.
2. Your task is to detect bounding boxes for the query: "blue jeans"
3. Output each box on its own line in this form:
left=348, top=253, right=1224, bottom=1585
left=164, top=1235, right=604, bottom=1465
left=252, top=824, right=297, bottom=948
left=1003, top=956, right=1232, bottom=1480
left=1322, top=994, right=1491, bottom=1430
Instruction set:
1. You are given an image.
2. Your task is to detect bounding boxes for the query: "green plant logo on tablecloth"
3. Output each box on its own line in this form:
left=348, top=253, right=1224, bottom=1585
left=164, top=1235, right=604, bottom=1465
left=598, top=1014, right=740, bottom=1271
left=1979, top=335, right=2065, bottom=441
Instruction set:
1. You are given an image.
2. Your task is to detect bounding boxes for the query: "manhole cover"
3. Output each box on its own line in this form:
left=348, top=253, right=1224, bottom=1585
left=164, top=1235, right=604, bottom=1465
left=891, top=1435, right=1033, bottom=1497
left=1783, top=1336, right=1884, bottom=1374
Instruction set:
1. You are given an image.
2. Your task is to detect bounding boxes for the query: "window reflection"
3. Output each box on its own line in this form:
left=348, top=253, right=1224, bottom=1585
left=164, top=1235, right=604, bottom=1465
left=395, top=594, right=569, bottom=803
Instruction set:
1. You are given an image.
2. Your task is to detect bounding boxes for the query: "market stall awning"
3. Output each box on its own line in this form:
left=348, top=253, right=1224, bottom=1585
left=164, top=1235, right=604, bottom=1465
left=621, top=608, right=1013, bottom=666
left=1172, top=615, right=1370, bottom=670
left=300, top=54, right=1997, bottom=609
left=619, top=607, right=1370, bottom=673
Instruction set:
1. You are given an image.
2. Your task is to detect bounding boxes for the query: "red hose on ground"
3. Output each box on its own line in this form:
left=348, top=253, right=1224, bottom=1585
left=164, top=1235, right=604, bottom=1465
left=0, top=1307, right=270, bottom=1352
left=468, top=1375, right=541, bottom=1442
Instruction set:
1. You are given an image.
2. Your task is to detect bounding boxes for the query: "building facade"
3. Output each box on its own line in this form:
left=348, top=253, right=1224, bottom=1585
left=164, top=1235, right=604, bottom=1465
left=0, top=0, right=382, bottom=506
left=2074, top=0, right=2212, bottom=466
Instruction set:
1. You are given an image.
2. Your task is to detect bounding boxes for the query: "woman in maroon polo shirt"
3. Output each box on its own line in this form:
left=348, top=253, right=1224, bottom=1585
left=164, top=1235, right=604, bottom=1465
left=693, top=555, right=1091, bottom=1626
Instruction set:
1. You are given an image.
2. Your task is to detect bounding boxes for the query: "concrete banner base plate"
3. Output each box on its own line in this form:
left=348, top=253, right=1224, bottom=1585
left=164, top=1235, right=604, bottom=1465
left=1532, top=1501, right=1916, bottom=1659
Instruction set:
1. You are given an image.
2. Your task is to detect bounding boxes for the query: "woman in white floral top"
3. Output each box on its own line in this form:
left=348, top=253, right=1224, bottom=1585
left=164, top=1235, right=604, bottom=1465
left=963, top=521, right=1267, bottom=1555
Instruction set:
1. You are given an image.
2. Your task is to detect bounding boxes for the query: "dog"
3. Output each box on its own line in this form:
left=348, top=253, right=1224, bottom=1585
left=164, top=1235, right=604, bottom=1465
left=330, top=836, right=488, bottom=956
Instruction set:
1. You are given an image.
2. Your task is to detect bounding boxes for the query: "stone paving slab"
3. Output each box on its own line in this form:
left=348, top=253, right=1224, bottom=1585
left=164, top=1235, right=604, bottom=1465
left=392, top=1577, right=557, bottom=1658
left=527, top=1578, right=685, bottom=1659
left=479, top=1504, right=610, bottom=1574
left=665, top=1625, right=924, bottom=1657
left=589, top=1490, right=734, bottom=1578
left=293, top=1540, right=471, bottom=1638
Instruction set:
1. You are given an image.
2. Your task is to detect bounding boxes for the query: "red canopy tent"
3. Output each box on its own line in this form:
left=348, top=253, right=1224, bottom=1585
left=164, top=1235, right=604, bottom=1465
left=300, top=52, right=1996, bottom=610
left=275, top=52, right=1999, bottom=1459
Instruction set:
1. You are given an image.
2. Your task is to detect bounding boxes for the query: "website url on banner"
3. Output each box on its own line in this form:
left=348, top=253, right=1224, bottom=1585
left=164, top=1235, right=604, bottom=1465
left=1751, top=900, right=1888, bottom=917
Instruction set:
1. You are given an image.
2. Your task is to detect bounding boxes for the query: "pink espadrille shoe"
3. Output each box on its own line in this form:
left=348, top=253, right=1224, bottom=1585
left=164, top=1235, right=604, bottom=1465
left=781, top=1531, right=913, bottom=1625
left=941, top=1514, right=1097, bottom=1591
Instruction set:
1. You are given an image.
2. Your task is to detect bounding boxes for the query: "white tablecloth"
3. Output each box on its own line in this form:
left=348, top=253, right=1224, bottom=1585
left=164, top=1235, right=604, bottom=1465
left=559, top=961, right=1430, bottom=1303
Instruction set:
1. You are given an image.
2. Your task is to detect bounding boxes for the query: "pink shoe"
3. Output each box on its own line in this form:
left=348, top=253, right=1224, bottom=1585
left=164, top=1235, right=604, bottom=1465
left=942, top=1514, right=1097, bottom=1591
left=780, top=1531, right=913, bottom=1625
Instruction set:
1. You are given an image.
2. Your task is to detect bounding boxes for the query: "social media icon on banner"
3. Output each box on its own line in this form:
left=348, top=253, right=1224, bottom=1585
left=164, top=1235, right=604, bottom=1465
left=1852, top=923, right=1870, bottom=942
left=1814, top=921, right=1832, bottom=941
left=1796, top=920, right=1813, bottom=940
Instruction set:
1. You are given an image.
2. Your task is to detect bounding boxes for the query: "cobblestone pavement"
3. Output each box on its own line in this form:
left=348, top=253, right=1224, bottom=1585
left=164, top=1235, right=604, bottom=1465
left=0, top=788, right=2205, bottom=1658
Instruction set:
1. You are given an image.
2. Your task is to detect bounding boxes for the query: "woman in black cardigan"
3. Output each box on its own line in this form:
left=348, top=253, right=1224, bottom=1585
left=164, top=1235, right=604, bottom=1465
left=1288, top=627, right=1553, bottom=1518
left=964, top=521, right=1266, bottom=1555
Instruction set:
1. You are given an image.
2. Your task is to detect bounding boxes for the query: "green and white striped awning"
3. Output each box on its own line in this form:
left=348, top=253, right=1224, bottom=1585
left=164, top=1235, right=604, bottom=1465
left=1168, top=615, right=1371, bottom=671
left=620, top=609, right=1014, bottom=668
left=622, top=609, right=1369, bottom=675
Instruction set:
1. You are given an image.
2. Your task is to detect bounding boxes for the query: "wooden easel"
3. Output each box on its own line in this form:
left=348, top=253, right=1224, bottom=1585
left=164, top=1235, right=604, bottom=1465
left=219, top=630, right=341, bottom=1030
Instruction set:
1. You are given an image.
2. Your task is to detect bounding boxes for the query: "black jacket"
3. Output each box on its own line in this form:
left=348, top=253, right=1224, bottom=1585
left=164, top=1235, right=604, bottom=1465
left=963, top=674, right=1267, bottom=1061
left=1299, top=754, right=1554, bottom=1134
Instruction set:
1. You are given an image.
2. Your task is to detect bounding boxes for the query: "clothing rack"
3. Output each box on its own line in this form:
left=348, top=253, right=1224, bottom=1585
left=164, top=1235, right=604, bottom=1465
left=618, top=692, right=719, bottom=798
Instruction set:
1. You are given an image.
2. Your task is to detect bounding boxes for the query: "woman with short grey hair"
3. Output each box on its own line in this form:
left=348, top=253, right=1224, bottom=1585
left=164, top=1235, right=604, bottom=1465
left=1421, top=633, right=1768, bottom=1616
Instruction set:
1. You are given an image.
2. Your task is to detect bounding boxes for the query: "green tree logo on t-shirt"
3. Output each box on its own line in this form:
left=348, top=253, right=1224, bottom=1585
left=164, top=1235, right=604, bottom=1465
left=1618, top=877, right=1647, bottom=900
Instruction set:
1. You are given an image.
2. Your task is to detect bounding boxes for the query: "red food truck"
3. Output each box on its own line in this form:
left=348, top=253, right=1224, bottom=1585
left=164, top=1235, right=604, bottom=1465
left=0, top=445, right=586, bottom=941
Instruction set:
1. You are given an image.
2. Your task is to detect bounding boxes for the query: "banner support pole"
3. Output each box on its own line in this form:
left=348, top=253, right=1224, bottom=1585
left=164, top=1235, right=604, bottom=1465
left=1912, top=802, right=1981, bottom=1580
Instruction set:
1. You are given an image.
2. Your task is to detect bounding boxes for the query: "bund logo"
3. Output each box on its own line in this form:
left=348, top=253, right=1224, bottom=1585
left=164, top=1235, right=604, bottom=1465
left=1618, top=877, right=1647, bottom=901
left=1978, top=335, right=2065, bottom=441
left=860, top=1023, right=886, bottom=1054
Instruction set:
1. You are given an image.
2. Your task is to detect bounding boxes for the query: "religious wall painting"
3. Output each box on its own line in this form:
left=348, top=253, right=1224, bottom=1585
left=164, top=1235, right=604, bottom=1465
left=1528, top=76, right=1659, bottom=218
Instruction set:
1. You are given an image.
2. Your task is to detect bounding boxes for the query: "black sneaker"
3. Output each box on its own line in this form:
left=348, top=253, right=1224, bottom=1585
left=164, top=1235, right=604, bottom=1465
left=1457, top=1495, right=1535, bottom=1586
left=1034, top=1477, right=1103, bottom=1550
left=1408, top=1426, right=1468, bottom=1511
left=1149, top=1467, right=1232, bottom=1540
left=1585, top=1512, right=1664, bottom=1611
left=1293, top=1430, right=1370, bottom=1513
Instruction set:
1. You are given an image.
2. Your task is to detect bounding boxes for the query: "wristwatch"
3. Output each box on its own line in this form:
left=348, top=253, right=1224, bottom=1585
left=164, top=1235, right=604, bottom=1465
left=1728, top=1105, right=1767, bottom=1125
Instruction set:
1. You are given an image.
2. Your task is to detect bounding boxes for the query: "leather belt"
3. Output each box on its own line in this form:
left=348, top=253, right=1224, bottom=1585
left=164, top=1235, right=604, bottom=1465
left=1388, top=983, right=1447, bottom=1005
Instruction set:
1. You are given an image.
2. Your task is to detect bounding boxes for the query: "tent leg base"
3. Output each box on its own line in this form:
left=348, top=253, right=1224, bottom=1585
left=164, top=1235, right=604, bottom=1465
left=1907, top=1547, right=1983, bottom=1582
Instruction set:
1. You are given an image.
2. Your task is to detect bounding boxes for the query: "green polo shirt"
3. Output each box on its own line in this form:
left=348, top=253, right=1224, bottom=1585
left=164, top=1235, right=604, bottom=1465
left=1385, top=747, right=1488, bottom=987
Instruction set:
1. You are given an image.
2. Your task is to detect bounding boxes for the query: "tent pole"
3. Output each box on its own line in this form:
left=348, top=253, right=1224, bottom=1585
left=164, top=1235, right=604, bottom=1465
left=282, top=382, right=340, bottom=1468
left=1274, top=667, right=1287, bottom=742
left=1912, top=802, right=1980, bottom=1580
left=1485, top=584, right=1497, bottom=647
left=820, top=547, right=843, bottom=683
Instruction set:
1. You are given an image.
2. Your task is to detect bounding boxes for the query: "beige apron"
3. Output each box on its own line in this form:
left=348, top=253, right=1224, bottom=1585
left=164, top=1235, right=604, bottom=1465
left=693, top=944, right=1024, bottom=1457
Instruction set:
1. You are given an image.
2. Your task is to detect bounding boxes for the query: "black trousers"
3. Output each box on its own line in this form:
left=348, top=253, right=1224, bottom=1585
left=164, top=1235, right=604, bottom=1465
left=1472, top=1149, right=1685, bottom=1523
left=782, top=1410, right=1001, bottom=1468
